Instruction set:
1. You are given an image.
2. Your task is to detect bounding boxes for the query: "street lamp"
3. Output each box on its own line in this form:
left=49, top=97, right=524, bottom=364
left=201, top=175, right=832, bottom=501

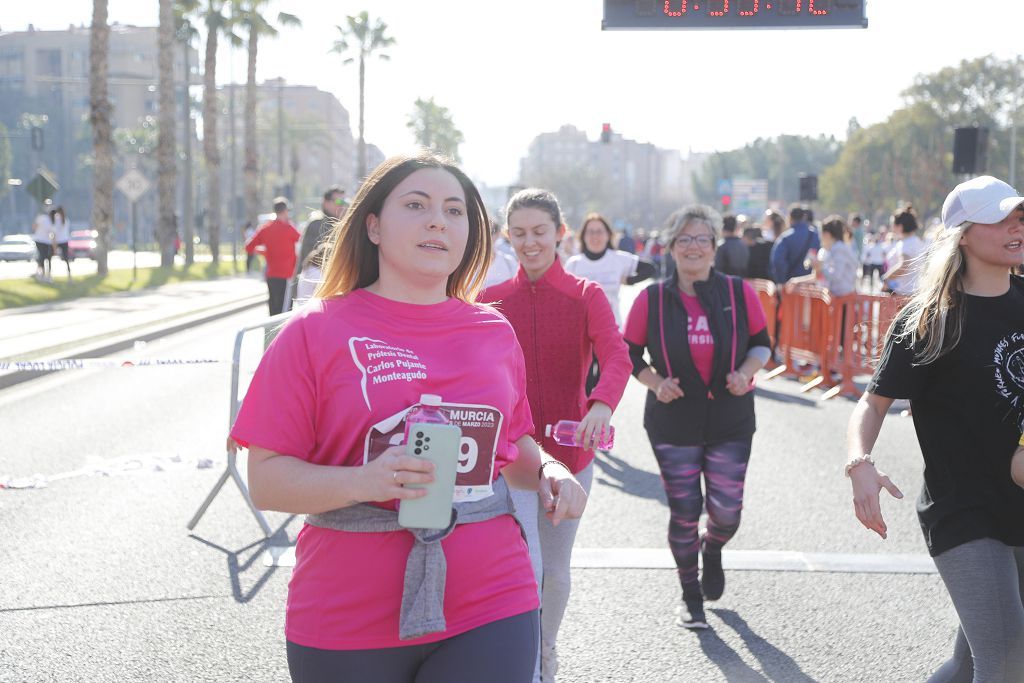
left=7, top=178, right=22, bottom=232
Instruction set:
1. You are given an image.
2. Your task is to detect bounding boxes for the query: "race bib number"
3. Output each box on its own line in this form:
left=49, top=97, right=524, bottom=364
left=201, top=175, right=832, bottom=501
left=364, top=402, right=504, bottom=502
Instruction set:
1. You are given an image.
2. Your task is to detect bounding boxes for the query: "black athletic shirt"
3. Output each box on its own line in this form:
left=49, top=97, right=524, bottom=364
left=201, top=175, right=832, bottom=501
left=869, top=277, right=1024, bottom=556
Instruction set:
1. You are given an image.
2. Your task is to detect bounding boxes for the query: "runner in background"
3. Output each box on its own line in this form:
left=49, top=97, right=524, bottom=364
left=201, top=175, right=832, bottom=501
left=623, top=204, right=770, bottom=630
left=480, top=190, right=631, bottom=683
left=231, top=153, right=586, bottom=683
left=31, top=201, right=53, bottom=282
left=483, top=217, right=518, bottom=288
left=847, top=176, right=1024, bottom=682
left=565, top=212, right=656, bottom=394
left=245, top=197, right=301, bottom=316
left=882, top=205, right=926, bottom=296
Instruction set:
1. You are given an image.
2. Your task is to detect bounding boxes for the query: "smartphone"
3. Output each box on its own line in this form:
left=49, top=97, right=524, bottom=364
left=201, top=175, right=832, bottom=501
left=398, top=423, right=462, bottom=530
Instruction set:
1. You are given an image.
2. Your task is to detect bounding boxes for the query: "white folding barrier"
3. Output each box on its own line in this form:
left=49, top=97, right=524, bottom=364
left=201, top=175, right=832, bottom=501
left=187, top=311, right=293, bottom=537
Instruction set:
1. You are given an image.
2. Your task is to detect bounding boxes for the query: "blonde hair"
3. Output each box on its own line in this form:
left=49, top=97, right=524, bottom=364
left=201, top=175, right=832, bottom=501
left=892, top=226, right=968, bottom=364
left=314, top=152, right=492, bottom=302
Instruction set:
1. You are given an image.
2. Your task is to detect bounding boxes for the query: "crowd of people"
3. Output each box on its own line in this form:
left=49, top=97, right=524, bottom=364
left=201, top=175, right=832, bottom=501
left=231, top=155, right=1024, bottom=683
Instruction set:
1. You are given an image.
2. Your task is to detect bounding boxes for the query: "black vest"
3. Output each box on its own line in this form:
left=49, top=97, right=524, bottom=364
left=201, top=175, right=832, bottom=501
left=642, top=270, right=756, bottom=446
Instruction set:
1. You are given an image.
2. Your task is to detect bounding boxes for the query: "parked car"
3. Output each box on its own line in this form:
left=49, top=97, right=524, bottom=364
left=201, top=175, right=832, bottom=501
left=0, top=234, right=37, bottom=261
left=68, top=229, right=98, bottom=260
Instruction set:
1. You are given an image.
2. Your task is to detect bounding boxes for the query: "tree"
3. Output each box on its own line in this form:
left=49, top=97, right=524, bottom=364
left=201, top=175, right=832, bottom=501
left=89, top=0, right=114, bottom=275
left=521, top=162, right=614, bottom=229
left=198, top=0, right=238, bottom=264
left=175, top=0, right=200, bottom=265
left=331, top=12, right=395, bottom=181
left=691, top=135, right=842, bottom=208
left=407, top=97, right=464, bottom=162
left=0, top=122, right=11, bottom=208
left=157, top=0, right=178, bottom=267
left=235, top=2, right=301, bottom=235
left=901, top=54, right=1023, bottom=181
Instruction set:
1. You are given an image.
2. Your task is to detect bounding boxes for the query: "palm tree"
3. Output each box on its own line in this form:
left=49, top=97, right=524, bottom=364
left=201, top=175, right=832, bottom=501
left=175, top=0, right=200, bottom=265
left=89, top=0, right=114, bottom=276
left=331, top=12, right=395, bottom=181
left=237, top=1, right=301, bottom=233
left=156, top=0, right=177, bottom=268
left=199, top=0, right=237, bottom=264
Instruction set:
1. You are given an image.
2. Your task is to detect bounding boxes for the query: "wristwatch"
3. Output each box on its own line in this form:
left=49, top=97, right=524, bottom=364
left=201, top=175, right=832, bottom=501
left=844, top=454, right=875, bottom=478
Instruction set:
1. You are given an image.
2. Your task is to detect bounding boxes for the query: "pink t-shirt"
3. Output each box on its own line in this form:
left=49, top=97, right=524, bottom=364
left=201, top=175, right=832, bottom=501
left=624, top=280, right=767, bottom=385
left=230, top=289, right=538, bottom=650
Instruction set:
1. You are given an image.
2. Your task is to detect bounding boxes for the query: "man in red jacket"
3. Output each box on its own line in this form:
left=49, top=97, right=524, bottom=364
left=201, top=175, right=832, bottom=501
left=245, top=197, right=300, bottom=315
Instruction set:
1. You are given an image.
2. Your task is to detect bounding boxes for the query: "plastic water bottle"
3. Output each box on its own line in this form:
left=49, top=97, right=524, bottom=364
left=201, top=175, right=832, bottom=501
left=544, top=420, right=615, bottom=450
left=404, top=394, right=450, bottom=443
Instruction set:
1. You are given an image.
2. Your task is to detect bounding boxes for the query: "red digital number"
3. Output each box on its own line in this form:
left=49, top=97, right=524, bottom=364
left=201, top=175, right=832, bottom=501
left=777, top=0, right=801, bottom=14
left=808, top=0, right=830, bottom=14
left=707, top=0, right=729, bottom=15
left=737, top=0, right=759, bottom=15
left=663, top=0, right=688, bottom=16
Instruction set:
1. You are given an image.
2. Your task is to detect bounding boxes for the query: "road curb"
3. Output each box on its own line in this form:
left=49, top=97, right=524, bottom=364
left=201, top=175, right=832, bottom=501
left=0, top=295, right=265, bottom=391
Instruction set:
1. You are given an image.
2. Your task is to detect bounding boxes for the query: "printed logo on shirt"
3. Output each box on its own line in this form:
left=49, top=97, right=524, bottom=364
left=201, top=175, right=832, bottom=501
left=363, top=402, right=503, bottom=502
left=348, top=337, right=429, bottom=410
left=993, top=331, right=1024, bottom=428
left=688, top=315, right=713, bottom=345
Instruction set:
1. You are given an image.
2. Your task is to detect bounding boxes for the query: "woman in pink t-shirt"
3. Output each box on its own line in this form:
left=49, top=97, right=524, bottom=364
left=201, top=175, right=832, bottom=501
left=230, top=152, right=587, bottom=683
left=623, top=204, right=770, bottom=630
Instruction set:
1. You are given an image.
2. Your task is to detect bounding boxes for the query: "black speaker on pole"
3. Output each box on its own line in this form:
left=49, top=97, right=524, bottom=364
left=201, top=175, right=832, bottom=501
left=952, top=127, right=989, bottom=174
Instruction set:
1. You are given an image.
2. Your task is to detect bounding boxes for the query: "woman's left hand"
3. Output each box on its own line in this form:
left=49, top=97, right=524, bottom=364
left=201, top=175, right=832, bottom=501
left=539, top=464, right=588, bottom=526
left=575, top=401, right=613, bottom=450
left=725, top=370, right=752, bottom=396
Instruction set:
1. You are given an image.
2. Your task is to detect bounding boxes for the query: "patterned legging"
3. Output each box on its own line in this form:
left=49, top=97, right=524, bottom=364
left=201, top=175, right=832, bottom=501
left=651, top=439, right=753, bottom=595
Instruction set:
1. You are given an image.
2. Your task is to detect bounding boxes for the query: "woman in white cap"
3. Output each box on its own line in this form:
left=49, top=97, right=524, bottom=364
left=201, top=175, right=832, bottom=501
left=846, top=175, right=1024, bottom=681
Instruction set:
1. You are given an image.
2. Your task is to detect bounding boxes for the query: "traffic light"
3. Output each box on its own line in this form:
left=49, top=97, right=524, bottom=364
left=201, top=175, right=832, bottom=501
left=720, top=194, right=732, bottom=210
left=600, top=123, right=612, bottom=144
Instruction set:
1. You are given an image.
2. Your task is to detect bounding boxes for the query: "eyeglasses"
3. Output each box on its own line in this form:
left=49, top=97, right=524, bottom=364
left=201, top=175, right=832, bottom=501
left=674, top=235, right=714, bottom=248
left=333, top=197, right=347, bottom=206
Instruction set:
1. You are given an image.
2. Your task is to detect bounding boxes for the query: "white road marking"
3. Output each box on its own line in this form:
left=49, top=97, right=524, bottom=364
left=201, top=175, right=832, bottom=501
left=262, top=546, right=937, bottom=574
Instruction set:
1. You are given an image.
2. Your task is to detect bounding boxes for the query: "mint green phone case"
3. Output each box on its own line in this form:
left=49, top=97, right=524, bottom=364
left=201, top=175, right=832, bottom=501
left=398, top=423, right=462, bottom=530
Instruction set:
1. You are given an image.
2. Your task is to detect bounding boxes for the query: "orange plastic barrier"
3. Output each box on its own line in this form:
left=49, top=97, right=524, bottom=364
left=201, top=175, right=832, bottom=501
left=745, top=278, right=777, bottom=348
left=768, top=283, right=835, bottom=391
left=824, top=294, right=908, bottom=400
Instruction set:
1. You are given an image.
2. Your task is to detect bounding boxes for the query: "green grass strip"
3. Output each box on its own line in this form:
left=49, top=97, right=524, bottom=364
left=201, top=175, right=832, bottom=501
left=0, top=259, right=248, bottom=310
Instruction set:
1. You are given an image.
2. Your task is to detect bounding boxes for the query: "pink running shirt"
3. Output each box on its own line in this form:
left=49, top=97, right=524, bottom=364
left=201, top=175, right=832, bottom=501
left=231, top=289, right=538, bottom=650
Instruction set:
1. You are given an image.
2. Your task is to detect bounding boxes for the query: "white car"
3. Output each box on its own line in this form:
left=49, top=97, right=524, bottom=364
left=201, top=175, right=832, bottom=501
left=0, top=234, right=37, bottom=261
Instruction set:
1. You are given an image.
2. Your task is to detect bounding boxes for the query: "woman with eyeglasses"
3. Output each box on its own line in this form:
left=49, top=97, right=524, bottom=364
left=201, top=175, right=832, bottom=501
left=623, top=204, right=771, bottom=630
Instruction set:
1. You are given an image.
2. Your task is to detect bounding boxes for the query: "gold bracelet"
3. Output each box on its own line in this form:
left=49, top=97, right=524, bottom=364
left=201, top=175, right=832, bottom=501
left=538, top=459, right=572, bottom=480
left=844, top=454, right=875, bottom=478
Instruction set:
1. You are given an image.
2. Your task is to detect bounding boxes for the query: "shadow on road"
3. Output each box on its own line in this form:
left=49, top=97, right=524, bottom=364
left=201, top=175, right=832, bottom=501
left=593, top=449, right=666, bottom=504
left=751, top=385, right=819, bottom=407
left=702, top=607, right=819, bottom=683
left=188, top=516, right=295, bottom=604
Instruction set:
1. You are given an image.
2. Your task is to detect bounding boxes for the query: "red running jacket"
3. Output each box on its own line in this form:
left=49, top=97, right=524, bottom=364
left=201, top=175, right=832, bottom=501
left=480, top=259, right=631, bottom=473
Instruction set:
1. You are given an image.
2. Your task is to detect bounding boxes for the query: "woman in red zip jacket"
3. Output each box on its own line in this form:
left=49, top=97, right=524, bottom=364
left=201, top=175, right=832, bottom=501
left=623, top=204, right=770, bottom=631
left=479, top=188, right=631, bottom=683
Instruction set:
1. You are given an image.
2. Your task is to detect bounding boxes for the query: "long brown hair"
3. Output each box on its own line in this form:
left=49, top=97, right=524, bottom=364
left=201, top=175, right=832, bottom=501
left=314, top=152, right=492, bottom=302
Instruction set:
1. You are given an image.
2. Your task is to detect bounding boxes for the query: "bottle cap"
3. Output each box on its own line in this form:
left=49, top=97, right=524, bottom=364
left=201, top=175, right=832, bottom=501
left=544, top=424, right=552, bottom=437
left=419, top=394, right=442, bottom=406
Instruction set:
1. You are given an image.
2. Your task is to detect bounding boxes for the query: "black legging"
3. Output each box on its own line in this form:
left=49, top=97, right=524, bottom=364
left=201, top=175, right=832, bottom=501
left=286, top=610, right=539, bottom=683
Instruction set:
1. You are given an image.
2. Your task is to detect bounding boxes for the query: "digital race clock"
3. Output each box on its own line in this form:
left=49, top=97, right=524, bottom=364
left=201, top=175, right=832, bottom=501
left=602, top=0, right=868, bottom=30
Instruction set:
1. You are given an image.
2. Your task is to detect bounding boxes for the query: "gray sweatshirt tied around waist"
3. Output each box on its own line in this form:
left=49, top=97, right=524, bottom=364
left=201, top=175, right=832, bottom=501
left=305, top=475, right=517, bottom=640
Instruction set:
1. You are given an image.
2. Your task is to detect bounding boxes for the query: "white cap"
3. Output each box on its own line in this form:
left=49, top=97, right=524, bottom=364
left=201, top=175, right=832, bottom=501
left=941, top=176, right=1024, bottom=229
left=419, top=394, right=442, bottom=406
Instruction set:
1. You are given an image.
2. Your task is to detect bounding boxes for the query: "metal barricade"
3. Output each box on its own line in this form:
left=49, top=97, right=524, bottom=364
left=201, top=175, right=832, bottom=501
left=826, top=293, right=907, bottom=400
left=187, top=311, right=293, bottom=537
left=764, top=283, right=834, bottom=391
left=746, top=278, right=778, bottom=349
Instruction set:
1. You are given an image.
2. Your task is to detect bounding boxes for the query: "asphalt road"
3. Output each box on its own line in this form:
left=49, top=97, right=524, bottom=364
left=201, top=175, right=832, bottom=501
left=0, top=301, right=959, bottom=682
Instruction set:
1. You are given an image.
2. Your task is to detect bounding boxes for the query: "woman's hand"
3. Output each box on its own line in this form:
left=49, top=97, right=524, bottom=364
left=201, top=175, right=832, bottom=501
left=539, top=462, right=588, bottom=526
left=654, top=376, right=684, bottom=403
left=1011, top=446, right=1024, bottom=488
left=725, top=370, right=752, bottom=396
left=849, top=460, right=903, bottom=539
left=356, top=444, right=435, bottom=503
left=576, top=401, right=613, bottom=449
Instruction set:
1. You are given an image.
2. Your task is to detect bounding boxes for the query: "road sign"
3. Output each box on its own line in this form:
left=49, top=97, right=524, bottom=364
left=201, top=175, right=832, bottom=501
left=116, top=169, right=151, bottom=203
left=25, top=171, right=60, bottom=204
left=732, top=179, right=769, bottom=215
left=717, top=179, right=733, bottom=196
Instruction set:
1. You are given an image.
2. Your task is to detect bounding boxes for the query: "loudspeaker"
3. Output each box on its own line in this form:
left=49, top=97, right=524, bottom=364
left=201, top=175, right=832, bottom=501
left=952, top=127, right=989, bottom=174
left=798, top=175, right=818, bottom=202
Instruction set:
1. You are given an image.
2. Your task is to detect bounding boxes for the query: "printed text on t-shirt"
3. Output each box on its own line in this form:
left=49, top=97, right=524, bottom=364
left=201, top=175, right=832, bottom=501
left=348, top=337, right=429, bottom=409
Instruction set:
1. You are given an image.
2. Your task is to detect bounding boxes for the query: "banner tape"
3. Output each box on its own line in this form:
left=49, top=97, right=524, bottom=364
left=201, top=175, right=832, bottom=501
left=0, top=358, right=228, bottom=371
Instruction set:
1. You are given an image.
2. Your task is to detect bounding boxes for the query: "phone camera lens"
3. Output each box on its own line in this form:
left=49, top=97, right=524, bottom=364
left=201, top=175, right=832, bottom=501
left=416, top=431, right=424, bottom=438
left=425, top=437, right=431, bottom=442
left=423, top=445, right=430, bottom=451
left=414, top=448, right=422, bottom=455
left=415, top=439, right=423, bottom=446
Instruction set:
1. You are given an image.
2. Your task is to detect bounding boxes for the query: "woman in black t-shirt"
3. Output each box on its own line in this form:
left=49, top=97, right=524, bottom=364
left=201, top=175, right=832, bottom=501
left=846, top=176, right=1024, bottom=681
